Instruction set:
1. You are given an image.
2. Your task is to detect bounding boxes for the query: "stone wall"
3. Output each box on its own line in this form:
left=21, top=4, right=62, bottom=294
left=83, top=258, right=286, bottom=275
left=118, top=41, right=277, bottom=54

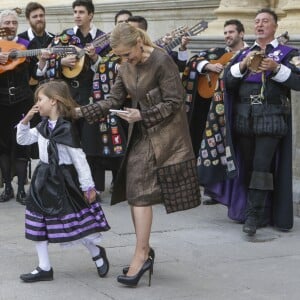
left=4, top=0, right=220, bottom=40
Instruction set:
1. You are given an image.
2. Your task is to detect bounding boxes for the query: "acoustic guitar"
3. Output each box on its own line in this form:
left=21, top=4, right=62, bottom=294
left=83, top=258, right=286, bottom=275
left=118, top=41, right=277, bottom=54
left=159, top=20, right=208, bottom=53
left=0, top=40, right=77, bottom=74
left=197, top=52, right=234, bottom=99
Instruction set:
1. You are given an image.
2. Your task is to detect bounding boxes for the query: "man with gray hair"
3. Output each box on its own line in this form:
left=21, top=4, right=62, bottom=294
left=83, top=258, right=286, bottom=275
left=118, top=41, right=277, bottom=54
left=0, top=10, right=34, bottom=205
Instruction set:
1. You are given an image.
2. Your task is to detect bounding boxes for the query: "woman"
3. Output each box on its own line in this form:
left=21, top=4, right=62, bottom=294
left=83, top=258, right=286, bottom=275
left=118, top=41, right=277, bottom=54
left=78, top=23, right=200, bottom=287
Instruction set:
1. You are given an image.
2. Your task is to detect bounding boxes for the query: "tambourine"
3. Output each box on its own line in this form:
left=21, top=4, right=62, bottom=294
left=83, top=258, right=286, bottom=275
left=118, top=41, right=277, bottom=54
left=247, top=51, right=265, bottom=73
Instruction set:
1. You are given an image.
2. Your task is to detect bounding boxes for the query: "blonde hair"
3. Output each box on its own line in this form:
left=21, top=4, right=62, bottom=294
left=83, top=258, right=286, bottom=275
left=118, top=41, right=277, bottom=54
left=110, top=22, right=159, bottom=50
left=35, top=80, right=78, bottom=119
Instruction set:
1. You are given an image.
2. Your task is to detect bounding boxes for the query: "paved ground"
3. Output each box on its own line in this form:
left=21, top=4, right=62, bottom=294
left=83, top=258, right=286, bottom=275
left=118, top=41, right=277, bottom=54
left=1, top=172, right=300, bottom=300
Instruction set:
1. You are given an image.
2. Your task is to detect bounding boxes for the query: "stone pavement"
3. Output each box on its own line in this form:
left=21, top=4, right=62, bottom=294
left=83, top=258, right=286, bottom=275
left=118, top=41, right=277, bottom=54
left=1, top=173, right=300, bottom=300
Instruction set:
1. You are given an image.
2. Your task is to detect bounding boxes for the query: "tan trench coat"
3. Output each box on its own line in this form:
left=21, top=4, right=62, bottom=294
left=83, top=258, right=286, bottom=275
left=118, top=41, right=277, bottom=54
left=81, top=48, right=200, bottom=213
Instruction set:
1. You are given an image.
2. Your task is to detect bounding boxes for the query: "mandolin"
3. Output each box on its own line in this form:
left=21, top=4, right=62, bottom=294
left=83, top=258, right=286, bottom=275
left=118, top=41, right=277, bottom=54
left=61, top=33, right=111, bottom=78
left=0, top=40, right=77, bottom=74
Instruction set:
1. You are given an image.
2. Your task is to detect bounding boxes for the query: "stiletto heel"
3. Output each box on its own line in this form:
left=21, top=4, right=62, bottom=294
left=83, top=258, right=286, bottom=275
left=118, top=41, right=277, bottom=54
left=117, top=257, right=154, bottom=287
left=122, top=247, right=155, bottom=275
left=148, top=261, right=153, bottom=286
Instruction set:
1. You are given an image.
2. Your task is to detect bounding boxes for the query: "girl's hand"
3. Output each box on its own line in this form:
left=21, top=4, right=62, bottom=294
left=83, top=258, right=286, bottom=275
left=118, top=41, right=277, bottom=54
left=21, top=105, right=39, bottom=125
left=84, top=188, right=97, bottom=204
left=114, top=107, right=142, bottom=123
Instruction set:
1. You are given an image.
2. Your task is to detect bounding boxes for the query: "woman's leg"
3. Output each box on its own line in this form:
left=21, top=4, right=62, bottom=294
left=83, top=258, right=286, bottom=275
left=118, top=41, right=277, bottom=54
left=127, top=205, right=152, bottom=276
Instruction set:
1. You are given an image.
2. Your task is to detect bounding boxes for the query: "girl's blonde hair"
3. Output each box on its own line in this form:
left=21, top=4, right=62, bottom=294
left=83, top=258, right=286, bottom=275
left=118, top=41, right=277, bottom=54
left=34, top=80, right=78, bottom=119
left=110, top=22, right=160, bottom=50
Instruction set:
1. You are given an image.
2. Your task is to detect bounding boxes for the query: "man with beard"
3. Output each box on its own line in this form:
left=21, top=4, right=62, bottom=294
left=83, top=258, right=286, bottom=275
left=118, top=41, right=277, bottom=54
left=18, top=2, right=54, bottom=91
left=182, top=19, right=247, bottom=204
left=0, top=10, right=34, bottom=205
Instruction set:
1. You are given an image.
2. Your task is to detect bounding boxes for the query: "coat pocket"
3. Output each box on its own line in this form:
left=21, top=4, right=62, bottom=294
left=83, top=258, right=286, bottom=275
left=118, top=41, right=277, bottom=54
left=146, top=87, right=162, bottom=106
left=157, top=159, right=201, bottom=214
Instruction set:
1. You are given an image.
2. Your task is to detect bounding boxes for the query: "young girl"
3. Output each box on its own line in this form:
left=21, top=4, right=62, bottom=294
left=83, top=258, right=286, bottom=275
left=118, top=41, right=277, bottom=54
left=17, top=80, right=110, bottom=282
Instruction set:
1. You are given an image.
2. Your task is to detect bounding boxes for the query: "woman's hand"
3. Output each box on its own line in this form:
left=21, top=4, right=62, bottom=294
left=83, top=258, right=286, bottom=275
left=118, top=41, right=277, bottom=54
left=114, top=107, right=142, bottom=123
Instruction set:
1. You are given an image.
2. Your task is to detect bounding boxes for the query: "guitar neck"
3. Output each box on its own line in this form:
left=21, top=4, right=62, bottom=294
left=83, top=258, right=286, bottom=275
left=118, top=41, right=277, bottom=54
left=11, top=48, right=43, bottom=58
left=163, top=36, right=182, bottom=53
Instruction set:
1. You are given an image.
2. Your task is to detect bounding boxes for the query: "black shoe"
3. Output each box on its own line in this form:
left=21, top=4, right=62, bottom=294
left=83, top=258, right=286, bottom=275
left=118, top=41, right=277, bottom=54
left=243, top=216, right=257, bottom=236
left=93, top=246, right=109, bottom=277
left=203, top=198, right=219, bottom=205
left=123, top=247, right=155, bottom=275
left=117, top=257, right=154, bottom=287
left=0, top=186, right=14, bottom=202
left=16, top=190, right=27, bottom=205
left=20, top=267, right=53, bottom=282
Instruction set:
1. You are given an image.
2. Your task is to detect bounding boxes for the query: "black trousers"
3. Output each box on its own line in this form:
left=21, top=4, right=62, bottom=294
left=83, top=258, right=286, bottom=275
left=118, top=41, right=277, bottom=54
left=237, top=135, right=280, bottom=187
left=189, top=95, right=212, bottom=157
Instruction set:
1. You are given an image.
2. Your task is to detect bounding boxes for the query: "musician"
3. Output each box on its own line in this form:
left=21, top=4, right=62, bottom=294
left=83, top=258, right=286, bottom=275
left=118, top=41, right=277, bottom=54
left=223, top=8, right=300, bottom=236
left=182, top=19, right=247, bottom=204
left=18, top=2, right=54, bottom=90
left=114, top=9, right=132, bottom=25
left=0, top=10, right=34, bottom=204
left=37, top=0, right=110, bottom=192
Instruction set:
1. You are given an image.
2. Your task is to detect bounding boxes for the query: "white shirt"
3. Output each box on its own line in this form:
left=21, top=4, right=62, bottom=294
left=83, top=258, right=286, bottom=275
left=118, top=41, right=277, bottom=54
left=16, top=121, right=94, bottom=191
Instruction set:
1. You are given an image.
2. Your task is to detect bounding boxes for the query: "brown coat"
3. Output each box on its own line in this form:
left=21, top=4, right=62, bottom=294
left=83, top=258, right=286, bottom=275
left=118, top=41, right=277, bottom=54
left=81, top=48, right=200, bottom=213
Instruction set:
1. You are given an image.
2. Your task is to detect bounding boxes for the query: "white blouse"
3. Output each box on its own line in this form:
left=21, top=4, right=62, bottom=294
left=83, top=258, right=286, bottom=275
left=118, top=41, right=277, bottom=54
left=16, top=121, right=94, bottom=191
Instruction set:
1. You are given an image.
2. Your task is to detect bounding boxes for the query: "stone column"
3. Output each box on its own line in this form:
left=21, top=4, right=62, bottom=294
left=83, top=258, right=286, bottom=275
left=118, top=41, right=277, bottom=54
left=277, top=0, right=300, bottom=35
left=201, top=0, right=265, bottom=34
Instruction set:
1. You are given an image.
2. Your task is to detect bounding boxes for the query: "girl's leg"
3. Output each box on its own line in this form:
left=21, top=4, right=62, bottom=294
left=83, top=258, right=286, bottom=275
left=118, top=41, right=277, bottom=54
left=20, top=240, right=53, bottom=282
left=34, top=240, right=51, bottom=272
left=127, top=205, right=152, bottom=276
left=82, top=237, right=109, bottom=277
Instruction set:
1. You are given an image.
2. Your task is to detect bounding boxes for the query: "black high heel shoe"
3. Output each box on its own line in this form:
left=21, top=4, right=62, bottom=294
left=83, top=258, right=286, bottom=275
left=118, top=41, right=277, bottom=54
left=117, top=257, right=154, bottom=287
left=122, top=247, right=155, bottom=275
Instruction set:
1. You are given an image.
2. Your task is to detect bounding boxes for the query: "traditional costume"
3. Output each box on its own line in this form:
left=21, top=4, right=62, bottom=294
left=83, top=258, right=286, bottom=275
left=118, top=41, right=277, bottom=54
left=17, top=117, right=110, bottom=243
left=201, top=41, right=300, bottom=230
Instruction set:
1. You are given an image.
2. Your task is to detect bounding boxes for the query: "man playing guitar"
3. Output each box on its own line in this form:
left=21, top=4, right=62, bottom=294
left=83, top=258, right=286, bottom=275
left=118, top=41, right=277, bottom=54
left=0, top=9, right=34, bottom=205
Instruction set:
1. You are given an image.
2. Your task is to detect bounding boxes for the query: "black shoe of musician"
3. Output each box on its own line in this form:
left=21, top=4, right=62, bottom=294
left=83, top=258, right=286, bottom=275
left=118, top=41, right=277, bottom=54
left=0, top=186, right=14, bottom=202
left=16, top=190, right=27, bottom=205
